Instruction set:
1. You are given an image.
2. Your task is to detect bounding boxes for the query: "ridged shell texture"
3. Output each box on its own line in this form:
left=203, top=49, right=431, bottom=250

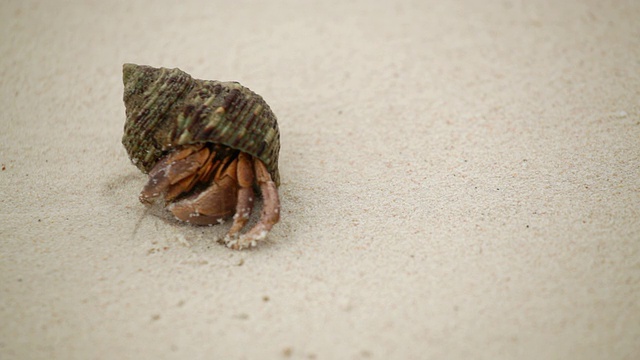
left=122, top=63, right=280, bottom=185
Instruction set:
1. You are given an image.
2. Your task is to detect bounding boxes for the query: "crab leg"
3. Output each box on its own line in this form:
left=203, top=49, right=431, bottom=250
left=228, top=158, right=280, bottom=249
left=226, top=152, right=255, bottom=238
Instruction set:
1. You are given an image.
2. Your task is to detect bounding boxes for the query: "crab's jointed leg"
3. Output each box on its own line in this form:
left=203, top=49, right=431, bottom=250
left=226, top=152, right=255, bottom=238
left=227, top=158, right=281, bottom=250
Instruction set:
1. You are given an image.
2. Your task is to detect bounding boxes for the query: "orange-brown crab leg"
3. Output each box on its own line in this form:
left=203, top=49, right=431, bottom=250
left=226, top=152, right=255, bottom=238
left=226, top=158, right=280, bottom=250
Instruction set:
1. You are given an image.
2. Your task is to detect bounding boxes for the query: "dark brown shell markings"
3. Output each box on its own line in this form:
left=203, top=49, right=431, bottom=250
left=122, top=64, right=281, bottom=250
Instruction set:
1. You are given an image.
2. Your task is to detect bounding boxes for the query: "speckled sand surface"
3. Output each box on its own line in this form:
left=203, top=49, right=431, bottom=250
left=1, top=1, right=639, bottom=359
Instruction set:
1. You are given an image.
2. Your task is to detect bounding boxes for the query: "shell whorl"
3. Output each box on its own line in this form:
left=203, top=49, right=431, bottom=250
left=122, top=63, right=280, bottom=185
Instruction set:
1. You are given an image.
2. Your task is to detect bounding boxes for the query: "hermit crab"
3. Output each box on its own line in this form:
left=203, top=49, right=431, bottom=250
left=122, top=64, right=280, bottom=250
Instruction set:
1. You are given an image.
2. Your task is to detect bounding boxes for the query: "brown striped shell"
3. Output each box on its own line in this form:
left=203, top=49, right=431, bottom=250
left=121, top=63, right=280, bottom=185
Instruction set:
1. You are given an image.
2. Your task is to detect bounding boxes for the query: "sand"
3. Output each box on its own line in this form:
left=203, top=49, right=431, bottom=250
left=1, top=0, right=639, bottom=359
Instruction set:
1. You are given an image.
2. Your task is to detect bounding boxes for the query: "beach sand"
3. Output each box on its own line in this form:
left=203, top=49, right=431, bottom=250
left=1, top=0, right=639, bottom=358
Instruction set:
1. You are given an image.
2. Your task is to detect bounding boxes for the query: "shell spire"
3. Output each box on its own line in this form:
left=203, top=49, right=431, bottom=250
left=122, top=64, right=194, bottom=172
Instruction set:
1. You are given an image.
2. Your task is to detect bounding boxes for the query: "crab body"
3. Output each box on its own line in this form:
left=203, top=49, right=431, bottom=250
left=122, top=64, right=280, bottom=249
